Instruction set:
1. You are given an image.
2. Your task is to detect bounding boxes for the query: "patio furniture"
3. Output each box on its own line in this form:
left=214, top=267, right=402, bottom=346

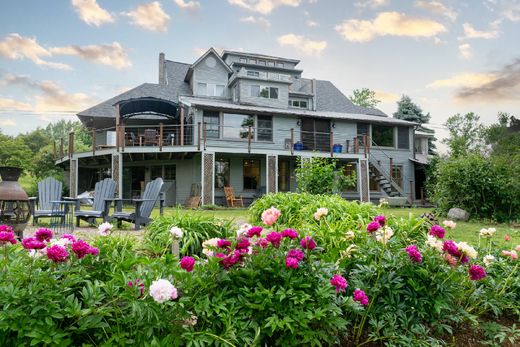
left=125, top=132, right=137, bottom=146
left=74, top=178, right=117, bottom=226
left=143, top=129, right=159, bottom=146
left=29, top=177, right=65, bottom=225
left=224, top=186, right=243, bottom=207
left=50, top=199, right=75, bottom=235
left=111, top=178, right=164, bottom=230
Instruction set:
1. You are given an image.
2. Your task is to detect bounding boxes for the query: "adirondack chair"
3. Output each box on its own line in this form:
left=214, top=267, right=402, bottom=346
left=74, top=178, right=117, bottom=226
left=111, top=178, right=164, bottom=230
left=224, top=186, right=244, bottom=207
left=29, top=177, right=64, bottom=225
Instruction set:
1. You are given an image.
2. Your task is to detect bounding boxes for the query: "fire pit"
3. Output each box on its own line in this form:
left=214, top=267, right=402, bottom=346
left=0, top=166, right=31, bottom=238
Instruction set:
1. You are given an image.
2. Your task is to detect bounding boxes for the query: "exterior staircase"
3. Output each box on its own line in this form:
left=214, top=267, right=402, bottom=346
left=368, top=157, right=408, bottom=201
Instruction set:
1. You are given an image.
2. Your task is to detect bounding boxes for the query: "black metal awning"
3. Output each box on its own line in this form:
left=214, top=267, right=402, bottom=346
left=114, top=97, right=179, bottom=120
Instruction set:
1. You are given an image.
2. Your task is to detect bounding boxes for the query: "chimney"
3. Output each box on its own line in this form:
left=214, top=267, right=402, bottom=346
left=159, top=52, right=166, bottom=85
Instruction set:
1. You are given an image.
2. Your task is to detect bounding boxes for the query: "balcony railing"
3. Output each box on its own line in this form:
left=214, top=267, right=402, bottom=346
left=54, top=123, right=374, bottom=160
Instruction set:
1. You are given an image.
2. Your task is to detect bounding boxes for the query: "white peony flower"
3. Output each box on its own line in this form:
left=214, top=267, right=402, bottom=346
left=149, top=279, right=178, bottom=303
left=202, top=237, right=220, bottom=257
left=457, top=242, right=478, bottom=259
left=236, top=223, right=252, bottom=237
left=442, top=220, right=457, bottom=229
left=425, top=234, right=444, bottom=252
left=169, top=226, right=183, bottom=240
left=345, top=231, right=355, bottom=240
left=483, top=255, right=495, bottom=267
left=98, top=222, right=113, bottom=236
left=314, top=207, right=329, bottom=221
left=479, top=228, right=496, bottom=238
left=50, top=238, right=71, bottom=247
left=374, top=226, right=393, bottom=244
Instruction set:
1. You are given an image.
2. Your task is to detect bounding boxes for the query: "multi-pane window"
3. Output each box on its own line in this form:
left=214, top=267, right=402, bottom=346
left=257, top=115, right=273, bottom=141
left=397, top=127, right=410, bottom=149
left=247, top=70, right=260, bottom=77
left=197, top=82, right=207, bottom=96
left=372, top=125, right=394, bottom=147
left=203, top=111, right=220, bottom=138
left=289, top=99, right=308, bottom=109
left=258, top=60, right=266, bottom=66
left=223, top=113, right=254, bottom=139
left=243, top=159, right=260, bottom=190
left=249, top=59, right=257, bottom=64
left=278, top=159, right=290, bottom=192
left=239, top=57, right=247, bottom=63
left=357, top=123, right=369, bottom=136
left=392, top=165, right=403, bottom=189
left=267, top=61, right=275, bottom=67
left=215, top=158, right=230, bottom=189
left=198, top=83, right=225, bottom=97
left=215, top=85, right=225, bottom=97
left=343, top=162, right=357, bottom=191
left=276, top=62, right=284, bottom=68
left=250, top=85, right=260, bottom=97
left=259, top=86, right=278, bottom=99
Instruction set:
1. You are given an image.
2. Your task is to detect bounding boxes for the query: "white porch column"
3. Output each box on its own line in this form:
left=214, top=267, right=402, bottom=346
left=266, top=155, right=278, bottom=194
left=111, top=153, right=123, bottom=198
left=359, top=158, right=370, bottom=203
left=201, top=152, right=215, bottom=205
left=69, top=159, right=78, bottom=198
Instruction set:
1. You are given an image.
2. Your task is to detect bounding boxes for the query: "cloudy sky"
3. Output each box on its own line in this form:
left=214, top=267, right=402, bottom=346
left=1, top=0, right=519, bottom=150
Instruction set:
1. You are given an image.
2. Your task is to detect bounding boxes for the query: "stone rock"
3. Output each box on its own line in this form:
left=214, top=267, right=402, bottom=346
left=387, top=197, right=408, bottom=207
left=447, top=208, right=470, bottom=221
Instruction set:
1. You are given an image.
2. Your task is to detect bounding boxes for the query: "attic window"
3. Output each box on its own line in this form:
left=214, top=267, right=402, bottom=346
left=276, top=62, right=284, bottom=68
left=249, top=59, right=257, bottom=64
left=258, top=60, right=266, bottom=66
left=267, top=61, right=274, bottom=67
left=240, top=57, right=247, bottom=63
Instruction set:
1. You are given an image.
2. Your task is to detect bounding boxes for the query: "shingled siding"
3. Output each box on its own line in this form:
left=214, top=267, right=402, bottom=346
left=238, top=80, right=289, bottom=109
left=192, top=53, right=230, bottom=98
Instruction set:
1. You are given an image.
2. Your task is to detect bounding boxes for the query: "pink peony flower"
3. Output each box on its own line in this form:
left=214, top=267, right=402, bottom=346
left=180, top=256, right=195, bottom=272
left=89, top=247, right=99, bottom=256
left=285, top=257, right=299, bottom=269
left=287, top=249, right=305, bottom=261
left=46, top=245, right=69, bottom=262
left=261, top=207, right=281, bottom=226
left=71, top=240, right=94, bottom=259
left=502, top=250, right=518, bottom=260
left=353, top=289, right=369, bottom=306
left=405, top=244, right=423, bottom=263
left=469, top=265, right=487, bottom=281
left=21, top=237, right=46, bottom=250
left=374, top=215, right=386, bottom=227
left=257, top=238, right=269, bottom=248
left=505, top=234, right=510, bottom=242
left=235, top=238, right=250, bottom=251
left=366, top=221, right=381, bottom=233
left=149, top=279, right=178, bottom=303
left=443, top=253, right=458, bottom=267
left=0, top=227, right=17, bottom=246
left=246, top=226, right=263, bottom=238
left=266, top=232, right=283, bottom=247
left=300, top=236, right=317, bottom=250
left=443, top=240, right=459, bottom=256
left=217, top=239, right=232, bottom=249
left=61, top=234, right=76, bottom=242
left=429, top=225, right=446, bottom=239
left=34, top=228, right=53, bottom=242
left=516, top=245, right=520, bottom=252
left=282, top=228, right=299, bottom=239
left=220, top=250, right=241, bottom=269
left=128, top=279, right=145, bottom=295
left=330, top=274, right=348, bottom=293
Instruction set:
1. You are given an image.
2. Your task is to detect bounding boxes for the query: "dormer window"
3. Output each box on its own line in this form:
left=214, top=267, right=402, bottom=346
left=258, top=60, right=266, bottom=66
left=239, top=57, right=247, bottom=63
left=276, top=62, right=284, bottom=68
left=249, top=58, right=257, bottom=64
left=247, top=70, right=260, bottom=77
left=289, top=99, right=308, bottom=109
left=267, top=61, right=274, bottom=67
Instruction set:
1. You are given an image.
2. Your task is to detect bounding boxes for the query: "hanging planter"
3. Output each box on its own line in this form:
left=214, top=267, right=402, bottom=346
left=0, top=167, right=31, bottom=238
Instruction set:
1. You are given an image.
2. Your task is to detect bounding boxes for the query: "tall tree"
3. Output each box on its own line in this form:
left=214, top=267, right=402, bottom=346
left=348, top=88, right=381, bottom=108
left=443, top=112, right=485, bottom=157
left=393, top=95, right=436, bottom=155
left=485, top=112, right=520, bottom=157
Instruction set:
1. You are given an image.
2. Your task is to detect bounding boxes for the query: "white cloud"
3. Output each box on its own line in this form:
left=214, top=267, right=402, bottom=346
left=0, top=97, right=32, bottom=111
left=335, top=12, right=446, bottom=42
left=503, top=4, right=520, bottom=21
left=228, top=0, right=301, bottom=14
left=355, top=0, right=389, bottom=9
left=240, top=16, right=271, bottom=29
left=71, top=0, right=114, bottom=26
left=50, top=42, right=131, bottom=70
left=374, top=90, right=399, bottom=102
left=415, top=1, right=457, bottom=21
left=426, top=72, right=496, bottom=89
left=459, top=22, right=500, bottom=40
left=433, top=36, right=447, bottom=44
left=173, top=0, right=201, bottom=12
left=0, top=119, right=16, bottom=127
left=458, top=43, right=473, bottom=60
left=0, top=33, right=71, bottom=70
left=306, top=20, right=318, bottom=27
left=277, top=34, right=327, bottom=56
left=123, top=2, right=170, bottom=32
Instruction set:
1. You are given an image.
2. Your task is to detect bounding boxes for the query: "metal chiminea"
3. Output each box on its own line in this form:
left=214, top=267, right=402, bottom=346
left=0, top=167, right=31, bottom=238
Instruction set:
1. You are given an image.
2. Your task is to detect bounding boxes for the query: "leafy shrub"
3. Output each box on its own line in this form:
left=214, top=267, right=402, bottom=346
left=294, top=156, right=356, bottom=194
left=143, top=210, right=233, bottom=257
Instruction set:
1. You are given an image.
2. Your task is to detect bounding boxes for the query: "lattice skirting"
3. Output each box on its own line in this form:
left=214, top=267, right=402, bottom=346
left=202, top=153, right=214, bottom=205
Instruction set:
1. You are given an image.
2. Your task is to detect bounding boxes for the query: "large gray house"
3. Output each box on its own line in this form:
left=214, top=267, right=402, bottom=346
left=57, top=48, right=431, bottom=206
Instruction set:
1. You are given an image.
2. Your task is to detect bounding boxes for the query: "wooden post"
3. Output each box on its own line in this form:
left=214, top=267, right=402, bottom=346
left=409, top=180, right=414, bottom=204
left=197, top=122, right=201, bottom=151
left=92, top=128, right=96, bottom=155
left=69, top=132, right=75, bottom=158
left=53, top=142, right=56, bottom=160
left=346, top=139, right=350, bottom=153
left=389, top=158, right=394, bottom=182
left=363, top=134, right=367, bottom=158
left=159, top=123, right=163, bottom=152
left=180, top=108, right=185, bottom=146
left=367, top=136, right=371, bottom=154
left=121, top=125, right=125, bottom=152
left=60, top=138, right=64, bottom=158
left=330, top=131, right=334, bottom=157
left=354, top=136, right=358, bottom=154
left=290, top=128, right=294, bottom=155
left=203, top=122, right=207, bottom=150
left=115, top=104, right=120, bottom=152
left=115, top=125, right=119, bottom=151
left=248, top=125, right=252, bottom=154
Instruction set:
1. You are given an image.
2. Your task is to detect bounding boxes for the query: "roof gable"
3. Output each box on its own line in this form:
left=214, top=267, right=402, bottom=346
left=185, top=48, right=232, bottom=81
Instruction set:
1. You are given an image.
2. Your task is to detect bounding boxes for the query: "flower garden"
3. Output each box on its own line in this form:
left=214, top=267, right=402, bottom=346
left=1, top=193, right=519, bottom=346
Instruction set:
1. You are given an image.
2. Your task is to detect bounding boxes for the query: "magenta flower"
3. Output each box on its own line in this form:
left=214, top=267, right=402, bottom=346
left=469, top=265, right=487, bottom=281
left=180, top=256, right=195, bottom=272
left=46, top=245, right=69, bottom=263
left=405, top=244, right=423, bottom=263
left=236, top=238, right=250, bottom=251
left=353, top=289, right=369, bottom=306
left=220, top=250, right=241, bottom=269
left=374, top=215, right=386, bottom=227
left=21, top=237, right=46, bottom=250
left=285, top=257, right=299, bottom=269
left=282, top=228, right=299, bottom=239
left=300, top=236, right=317, bottom=250
left=61, top=234, right=77, bottom=242
left=266, top=232, right=283, bottom=247
left=330, top=274, right=348, bottom=293
left=34, top=228, right=53, bottom=242
left=257, top=238, right=269, bottom=248
left=217, top=239, right=232, bottom=249
left=443, top=240, right=458, bottom=256
left=429, top=225, right=446, bottom=239
left=287, top=249, right=305, bottom=261
left=128, top=279, right=145, bottom=295
left=366, top=221, right=381, bottom=233
left=0, top=229, right=17, bottom=246
left=246, top=226, right=263, bottom=238
left=89, top=247, right=99, bottom=256
left=71, top=240, right=95, bottom=259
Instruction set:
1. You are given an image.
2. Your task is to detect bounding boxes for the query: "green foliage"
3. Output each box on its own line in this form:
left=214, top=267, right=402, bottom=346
left=485, top=112, right=520, bottom=157
left=348, top=88, right=381, bottom=108
left=294, top=157, right=356, bottom=194
left=443, top=112, right=486, bottom=157
left=393, top=95, right=431, bottom=124
left=0, top=136, right=34, bottom=171
left=143, top=210, right=233, bottom=257
left=430, top=154, right=520, bottom=222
